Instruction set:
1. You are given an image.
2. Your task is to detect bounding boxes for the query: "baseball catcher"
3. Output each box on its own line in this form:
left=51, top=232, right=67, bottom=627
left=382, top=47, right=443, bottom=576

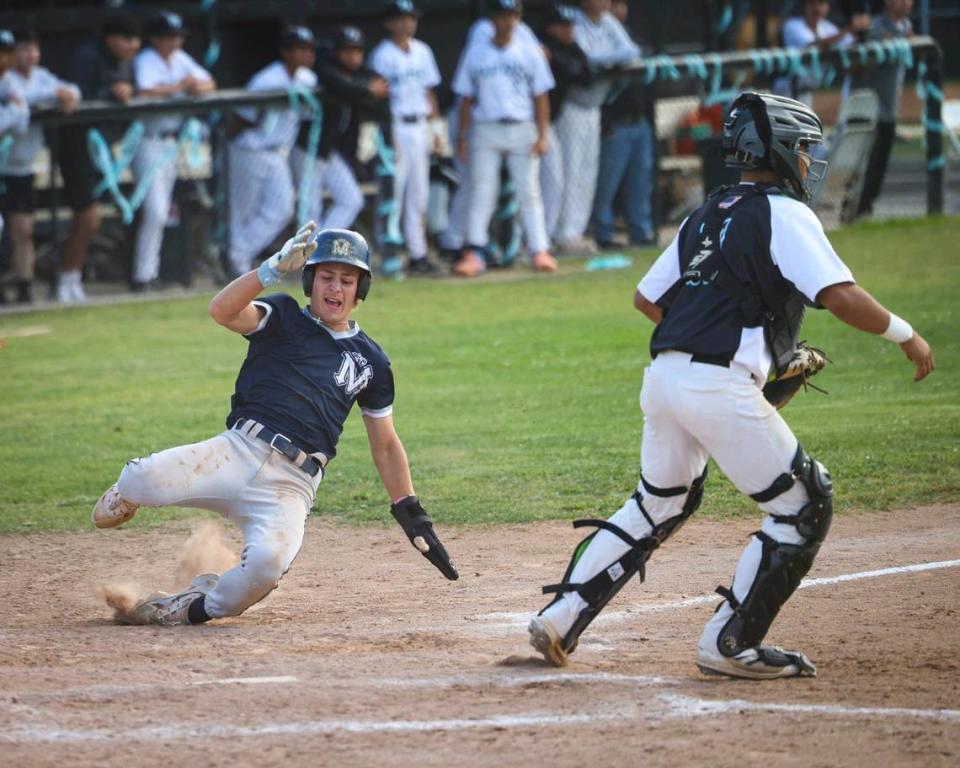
left=92, top=223, right=458, bottom=627
left=529, top=92, right=934, bottom=679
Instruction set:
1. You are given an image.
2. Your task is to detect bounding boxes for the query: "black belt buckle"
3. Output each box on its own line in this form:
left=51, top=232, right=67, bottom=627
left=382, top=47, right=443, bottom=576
left=400, top=114, right=424, bottom=123
left=268, top=431, right=297, bottom=461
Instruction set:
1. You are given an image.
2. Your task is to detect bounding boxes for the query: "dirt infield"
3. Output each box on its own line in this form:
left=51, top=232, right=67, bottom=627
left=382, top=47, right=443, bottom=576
left=1, top=505, right=958, bottom=767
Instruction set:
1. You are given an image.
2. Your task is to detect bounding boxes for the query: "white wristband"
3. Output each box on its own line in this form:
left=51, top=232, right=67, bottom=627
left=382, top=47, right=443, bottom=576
left=881, top=313, right=913, bottom=344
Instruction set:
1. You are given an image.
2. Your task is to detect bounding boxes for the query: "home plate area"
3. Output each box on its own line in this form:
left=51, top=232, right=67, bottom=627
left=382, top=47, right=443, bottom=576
left=1, top=505, right=957, bottom=767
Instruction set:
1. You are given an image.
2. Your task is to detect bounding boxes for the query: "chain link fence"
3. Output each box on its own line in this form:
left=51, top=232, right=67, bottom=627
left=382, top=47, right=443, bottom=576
left=3, top=35, right=949, bottom=303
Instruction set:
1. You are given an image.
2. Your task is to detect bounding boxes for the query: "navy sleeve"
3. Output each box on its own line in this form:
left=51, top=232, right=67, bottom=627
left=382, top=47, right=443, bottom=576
left=357, top=352, right=395, bottom=417
left=243, top=293, right=299, bottom=340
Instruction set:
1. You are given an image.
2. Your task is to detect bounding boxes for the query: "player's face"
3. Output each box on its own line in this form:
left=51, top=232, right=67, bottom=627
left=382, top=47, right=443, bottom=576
left=387, top=15, right=417, bottom=40
left=804, top=0, right=829, bottom=22
left=493, top=12, right=520, bottom=38
left=886, top=0, right=913, bottom=19
left=105, top=34, right=141, bottom=62
left=0, top=47, right=13, bottom=71
left=548, top=22, right=575, bottom=45
left=335, top=46, right=363, bottom=71
left=311, top=264, right=363, bottom=328
left=796, top=141, right=812, bottom=181
left=151, top=34, right=183, bottom=58
left=284, top=44, right=316, bottom=71
left=15, top=42, right=40, bottom=72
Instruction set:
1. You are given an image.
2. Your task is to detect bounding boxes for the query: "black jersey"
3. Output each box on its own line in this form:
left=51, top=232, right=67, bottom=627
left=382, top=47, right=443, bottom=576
left=226, top=293, right=394, bottom=459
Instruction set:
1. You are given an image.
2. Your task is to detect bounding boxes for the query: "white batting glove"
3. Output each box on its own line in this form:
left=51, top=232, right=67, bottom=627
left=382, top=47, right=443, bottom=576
left=257, top=220, right=318, bottom=287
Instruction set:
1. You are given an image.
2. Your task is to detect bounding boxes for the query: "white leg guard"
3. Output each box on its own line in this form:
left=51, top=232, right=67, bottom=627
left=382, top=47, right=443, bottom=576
left=532, top=467, right=708, bottom=664
left=698, top=444, right=833, bottom=678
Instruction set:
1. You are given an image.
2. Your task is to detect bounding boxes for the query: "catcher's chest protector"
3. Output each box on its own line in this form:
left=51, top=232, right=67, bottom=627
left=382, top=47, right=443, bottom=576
left=650, top=184, right=804, bottom=372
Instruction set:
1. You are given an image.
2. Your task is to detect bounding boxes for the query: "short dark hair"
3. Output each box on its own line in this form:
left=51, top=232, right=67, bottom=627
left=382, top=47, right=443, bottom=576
left=101, top=14, right=140, bottom=39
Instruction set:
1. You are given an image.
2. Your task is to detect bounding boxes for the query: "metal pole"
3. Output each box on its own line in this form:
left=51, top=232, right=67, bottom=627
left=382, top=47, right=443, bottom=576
left=919, top=0, right=930, bottom=36
left=48, top=125, right=61, bottom=251
left=924, top=56, right=944, bottom=215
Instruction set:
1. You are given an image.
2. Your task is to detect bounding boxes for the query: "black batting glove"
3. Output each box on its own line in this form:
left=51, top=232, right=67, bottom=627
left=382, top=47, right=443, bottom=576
left=390, top=496, right=459, bottom=581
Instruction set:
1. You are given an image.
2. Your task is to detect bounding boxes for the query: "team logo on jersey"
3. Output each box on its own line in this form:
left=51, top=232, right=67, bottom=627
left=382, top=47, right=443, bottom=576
left=683, top=235, right=714, bottom=286
left=718, top=195, right=742, bottom=210
left=334, top=351, right=373, bottom=396
left=332, top=238, right=352, bottom=258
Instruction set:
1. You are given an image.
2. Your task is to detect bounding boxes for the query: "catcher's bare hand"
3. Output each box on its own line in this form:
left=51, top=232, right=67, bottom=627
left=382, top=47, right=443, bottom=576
left=901, top=332, right=934, bottom=382
left=391, top=496, right=459, bottom=581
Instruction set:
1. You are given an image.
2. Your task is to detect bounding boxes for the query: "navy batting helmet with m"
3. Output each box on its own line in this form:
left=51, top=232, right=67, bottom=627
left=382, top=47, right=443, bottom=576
left=302, top=229, right=372, bottom=301
left=722, top=92, right=827, bottom=202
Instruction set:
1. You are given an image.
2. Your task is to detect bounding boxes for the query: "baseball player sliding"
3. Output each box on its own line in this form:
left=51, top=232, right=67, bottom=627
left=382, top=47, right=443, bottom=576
left=529, top=93, right=934, bottom=679
left=92, top=223, right=458, bottom=626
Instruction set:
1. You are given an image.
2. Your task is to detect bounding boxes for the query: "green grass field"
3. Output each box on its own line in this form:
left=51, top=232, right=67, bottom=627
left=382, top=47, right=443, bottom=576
left=1, top=217, right=957, bottom=533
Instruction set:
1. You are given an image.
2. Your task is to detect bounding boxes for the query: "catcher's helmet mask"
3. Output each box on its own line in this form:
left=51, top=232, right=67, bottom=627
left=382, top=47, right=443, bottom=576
left=723, top=92, right=828, bottom=202
left=302, top=229, right=372, bottom=301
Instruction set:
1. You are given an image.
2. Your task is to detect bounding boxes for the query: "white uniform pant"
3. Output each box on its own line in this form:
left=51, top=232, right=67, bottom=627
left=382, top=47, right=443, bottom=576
left=440, top=106, right=469, bottom=251
left=541, top=352, right=811, bottom=654
left=116, top=424, right=321, bottom=618
left=466, top=121, right=548, bottom=254
left=392, top=119, right=431, bottom=259
left=554, top=103, right=600, bottom=243
left=228, top=145, right=295, bottom=274
left=539, top=124, right=563, bottom=241
left=132, top=137, right=179, bottom=283
left=290, top=147, right=364, bottom=231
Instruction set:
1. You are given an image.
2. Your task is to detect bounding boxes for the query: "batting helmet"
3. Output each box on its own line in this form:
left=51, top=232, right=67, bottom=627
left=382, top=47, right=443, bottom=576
left=722, top=92, right=827, bottom=202
left=301, top=229, right=372, bottom=301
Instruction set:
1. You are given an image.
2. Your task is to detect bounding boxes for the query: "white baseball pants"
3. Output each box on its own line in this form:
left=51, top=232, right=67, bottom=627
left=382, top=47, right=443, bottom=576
left=554, top=102, right=600, bottom=243
left=440, top=107, right=469, bottom=251
left=391, top=119, right=431, bottom=260
left=466, top=121, right=549, bottom=254
left=132, top=137, right=179, bottom=283
left=539, top=352, right=811, bottom=650
left=539, top=124, right=563, bottom=241
left=228, top=145, right=295, bottom=274
left=116, top=423, right=321, bottom=618
left=290, top=148, right=364, bottom=230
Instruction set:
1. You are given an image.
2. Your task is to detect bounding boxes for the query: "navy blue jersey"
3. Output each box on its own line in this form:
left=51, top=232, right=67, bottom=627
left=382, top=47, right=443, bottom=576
left=226, top=293, right=394, bottom=459
left=637, top=183, right=853, bottom=381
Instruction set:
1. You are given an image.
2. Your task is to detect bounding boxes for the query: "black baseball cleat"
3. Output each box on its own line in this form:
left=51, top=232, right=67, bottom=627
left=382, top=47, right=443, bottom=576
left=697, top=645, right=817, bottom=679
left=408, top=257, right=442, bottom=276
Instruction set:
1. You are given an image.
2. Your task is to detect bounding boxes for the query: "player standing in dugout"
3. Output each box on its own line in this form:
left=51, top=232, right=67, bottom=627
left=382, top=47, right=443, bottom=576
left=368, top=0, right=443, bottom=276
left=91, top=225, right=458, bottom=626
left=529, top=92, right=934, bottom=679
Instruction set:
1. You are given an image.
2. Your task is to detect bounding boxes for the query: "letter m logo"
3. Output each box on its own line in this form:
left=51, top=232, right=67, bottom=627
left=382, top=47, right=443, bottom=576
left=334, top=351, right=373, bottom=396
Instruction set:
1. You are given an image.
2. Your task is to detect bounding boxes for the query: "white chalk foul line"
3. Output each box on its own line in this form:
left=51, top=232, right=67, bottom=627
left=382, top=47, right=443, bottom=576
left=0, top=711, right=628, bottom=744
left=661, top=693, right=960, bottom=723
left=8, top=676, right=299, bottom=704
left=378, top=671, right=674, bottom=689
left=478, top=559, right=960, bottom=629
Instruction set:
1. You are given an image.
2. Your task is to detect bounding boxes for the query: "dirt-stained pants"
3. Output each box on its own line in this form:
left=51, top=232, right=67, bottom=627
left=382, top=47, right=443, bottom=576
left=117, top=422, right=321, bottom=618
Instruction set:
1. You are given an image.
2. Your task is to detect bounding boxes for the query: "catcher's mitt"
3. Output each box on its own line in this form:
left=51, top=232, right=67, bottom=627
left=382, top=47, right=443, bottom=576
left=762, top=342, right=830, bottom=410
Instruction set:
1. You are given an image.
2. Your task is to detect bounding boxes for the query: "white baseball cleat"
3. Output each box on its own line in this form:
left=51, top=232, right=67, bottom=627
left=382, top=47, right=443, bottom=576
left=119, top=573, right=220, bottom=627
left=697, top=645, right=817, bottom=680
left=528, top=616, right=570, bottom=667
left=91, top=483, right=140, bottom=529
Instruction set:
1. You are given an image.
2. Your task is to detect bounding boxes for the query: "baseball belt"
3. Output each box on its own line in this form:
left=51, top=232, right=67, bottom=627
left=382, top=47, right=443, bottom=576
left=232, top=418, right=327, bottom=477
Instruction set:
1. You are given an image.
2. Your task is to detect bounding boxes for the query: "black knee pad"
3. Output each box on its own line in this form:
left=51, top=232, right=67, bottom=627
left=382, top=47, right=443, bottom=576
left=751, top=443, right=834, bottom=543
